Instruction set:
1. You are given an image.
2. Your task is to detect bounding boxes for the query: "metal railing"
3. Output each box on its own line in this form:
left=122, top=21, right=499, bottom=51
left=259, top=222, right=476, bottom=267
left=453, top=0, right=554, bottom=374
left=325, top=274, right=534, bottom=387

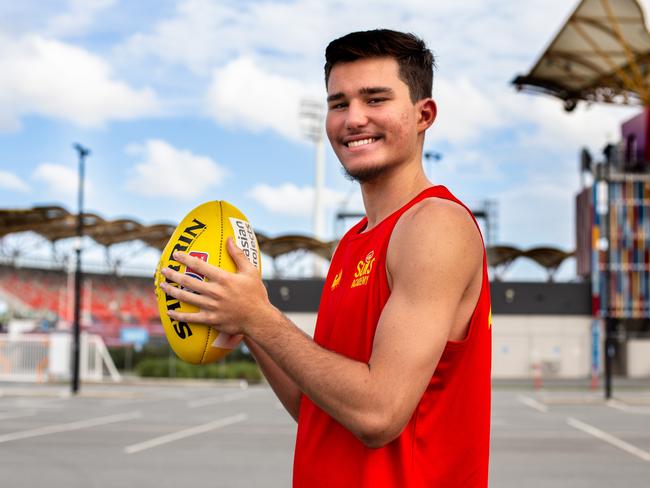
left=0, top=333, right=120, bottom=383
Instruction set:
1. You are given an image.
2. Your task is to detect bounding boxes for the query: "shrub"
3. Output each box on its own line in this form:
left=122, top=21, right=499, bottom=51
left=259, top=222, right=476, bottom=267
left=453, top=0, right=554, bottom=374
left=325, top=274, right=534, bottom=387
left=135, top=358, right=262, bottom=383
left=109, top=341, right=255, bottom=371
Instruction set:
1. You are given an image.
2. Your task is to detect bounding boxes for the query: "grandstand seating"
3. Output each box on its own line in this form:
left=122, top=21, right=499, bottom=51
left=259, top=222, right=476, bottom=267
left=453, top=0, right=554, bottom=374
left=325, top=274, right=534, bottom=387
left=0, top=265, right=161, bottom=342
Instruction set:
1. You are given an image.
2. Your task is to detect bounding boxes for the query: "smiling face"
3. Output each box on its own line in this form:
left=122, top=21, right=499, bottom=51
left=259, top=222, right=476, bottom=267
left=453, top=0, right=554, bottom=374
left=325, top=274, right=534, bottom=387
left=326, top=57, right=433, bottom=183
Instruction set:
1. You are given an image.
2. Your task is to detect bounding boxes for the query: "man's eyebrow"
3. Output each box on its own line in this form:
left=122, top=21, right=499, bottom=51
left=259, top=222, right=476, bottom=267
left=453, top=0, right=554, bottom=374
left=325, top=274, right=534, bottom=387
left=327, top=92, right=345, bottom=103
left=327, top=87, right=395, bottom=103
left=359, top=86, right=394, bottom=96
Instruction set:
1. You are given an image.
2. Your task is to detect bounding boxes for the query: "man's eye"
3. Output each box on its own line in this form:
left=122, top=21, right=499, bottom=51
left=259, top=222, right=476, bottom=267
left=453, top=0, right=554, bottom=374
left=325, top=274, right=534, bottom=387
left=329, top=102, right=347, bottom=110
left=368, top=98, right=386, bottom=105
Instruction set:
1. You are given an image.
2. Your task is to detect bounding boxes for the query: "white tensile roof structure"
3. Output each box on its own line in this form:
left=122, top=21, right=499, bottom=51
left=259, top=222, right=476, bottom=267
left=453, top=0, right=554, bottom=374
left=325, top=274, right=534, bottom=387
left=513, top=0, right=650, bottom=110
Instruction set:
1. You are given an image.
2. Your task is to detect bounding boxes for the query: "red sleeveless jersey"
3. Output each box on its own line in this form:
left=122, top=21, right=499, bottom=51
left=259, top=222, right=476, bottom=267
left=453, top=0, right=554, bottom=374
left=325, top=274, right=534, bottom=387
left=293, top=186, right=492, bottom=487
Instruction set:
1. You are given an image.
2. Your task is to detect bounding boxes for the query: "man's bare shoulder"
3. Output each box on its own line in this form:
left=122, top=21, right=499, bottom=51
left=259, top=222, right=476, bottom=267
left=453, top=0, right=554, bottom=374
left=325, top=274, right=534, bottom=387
left=388, top=196, right=483, bottom=283
left=394, top=196, right=482, bottom=245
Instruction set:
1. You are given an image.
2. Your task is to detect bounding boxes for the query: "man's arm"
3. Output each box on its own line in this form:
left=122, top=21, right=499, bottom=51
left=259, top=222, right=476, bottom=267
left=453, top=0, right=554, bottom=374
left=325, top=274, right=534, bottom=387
left=161, top=199, right=482, bottom=447
left=243, top=337, right=302, bottom=421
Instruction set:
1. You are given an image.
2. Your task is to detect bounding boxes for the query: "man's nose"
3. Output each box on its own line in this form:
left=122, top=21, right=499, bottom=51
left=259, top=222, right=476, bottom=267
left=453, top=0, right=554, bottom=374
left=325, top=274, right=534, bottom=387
left=345, top=100, right=368, bottom=130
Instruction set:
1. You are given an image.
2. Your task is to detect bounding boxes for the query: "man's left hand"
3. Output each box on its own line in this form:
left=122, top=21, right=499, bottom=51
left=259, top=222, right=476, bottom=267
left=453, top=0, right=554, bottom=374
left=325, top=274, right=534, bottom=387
left=159, top=237, right=271, bottom=336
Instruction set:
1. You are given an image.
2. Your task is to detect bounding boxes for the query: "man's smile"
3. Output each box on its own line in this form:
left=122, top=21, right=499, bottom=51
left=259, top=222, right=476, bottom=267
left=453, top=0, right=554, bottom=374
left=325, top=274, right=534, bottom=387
left=343, top=136, right=382, bottom=149
left=347, top=138, right=375, bottom=148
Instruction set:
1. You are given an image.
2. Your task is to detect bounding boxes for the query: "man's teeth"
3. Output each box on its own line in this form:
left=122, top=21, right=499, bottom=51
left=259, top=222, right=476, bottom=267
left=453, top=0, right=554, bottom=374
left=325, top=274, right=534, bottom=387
left=347, top=138, right=375, bottom=148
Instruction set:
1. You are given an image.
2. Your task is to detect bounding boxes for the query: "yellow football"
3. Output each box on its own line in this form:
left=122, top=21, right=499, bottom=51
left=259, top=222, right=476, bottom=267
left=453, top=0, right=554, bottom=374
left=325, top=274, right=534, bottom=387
left=154, top=201, right=261, bottom=364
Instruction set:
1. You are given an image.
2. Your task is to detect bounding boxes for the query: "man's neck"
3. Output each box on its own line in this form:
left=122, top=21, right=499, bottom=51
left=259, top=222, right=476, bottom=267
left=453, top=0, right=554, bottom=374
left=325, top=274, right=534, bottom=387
left=360, top=162, right=432, bottom=231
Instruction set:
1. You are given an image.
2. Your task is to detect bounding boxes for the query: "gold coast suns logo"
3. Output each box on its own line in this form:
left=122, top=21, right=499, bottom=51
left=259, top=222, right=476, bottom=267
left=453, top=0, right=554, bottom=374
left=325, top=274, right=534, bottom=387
left=331, top=269, right=342, bottom=291
left=351, top=250, right=376, bottom=288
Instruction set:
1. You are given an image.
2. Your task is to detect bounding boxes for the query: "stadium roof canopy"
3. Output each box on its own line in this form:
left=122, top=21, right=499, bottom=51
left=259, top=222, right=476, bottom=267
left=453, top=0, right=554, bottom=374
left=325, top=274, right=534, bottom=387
left=0, top=206, right=575, bottom=279
left=258, top=234, right=338, bottom=261
left=513, top=0, right=650, bottom=110
left=0, top=206, right=176, bottom=250
left=487, top=245, right=575, bottom=281
left=523, top=247, right=576, bottom=270
left=0, top=206, right=339, bottom=261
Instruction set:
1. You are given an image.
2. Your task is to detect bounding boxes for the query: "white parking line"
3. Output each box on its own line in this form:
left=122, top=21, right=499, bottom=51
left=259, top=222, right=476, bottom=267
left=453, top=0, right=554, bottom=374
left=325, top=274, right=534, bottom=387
left=607, top=399, right=650, bottom=415
left=0, top=411, right=142, bottom=444
left=6, top=399, right=66, bottom=409
left=187, top=391, right=251, bottom=408
left=516, top=395, right=548, bottom=413
left=124, top=413, right=248, bottom=454
left=0, top=410, right=37, bottom=420
left=566, top=417, right=650, bottom=462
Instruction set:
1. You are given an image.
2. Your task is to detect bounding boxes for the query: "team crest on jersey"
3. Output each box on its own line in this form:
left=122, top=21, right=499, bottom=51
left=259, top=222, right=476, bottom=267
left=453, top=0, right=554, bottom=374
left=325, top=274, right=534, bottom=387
left=331, top=269, right=342, bottom=291
left=351, top=250, right=376, bottom=288
left=185, top=251, right=209, bottom=281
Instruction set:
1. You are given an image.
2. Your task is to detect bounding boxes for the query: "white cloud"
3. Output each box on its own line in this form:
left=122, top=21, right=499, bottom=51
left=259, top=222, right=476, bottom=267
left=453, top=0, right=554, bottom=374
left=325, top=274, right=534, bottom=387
left=498, top=172, right=580, bottom=250
left=504, top=94, right=638, bottom=152
left=115, top=0, right=335, bottom=78
left=431, top=77, right=505, bottom=143
left=33, top=163, right=87, bottom=199
left=206, top=57, right=320, bottom=141
left=115, top=0, right=238, bottom=75
left=427, top=147, right=507, bottom=185
left=125, top=139, right=227, bottom=200
left=45, top=0, right=116, bottom=38
left=113, top=0, right=616, bottom=149
left=0, top=170, right=30, bottom=192
left=248, top=183, right=346, bottom=217
left=0, top=32, right=159, bottom=131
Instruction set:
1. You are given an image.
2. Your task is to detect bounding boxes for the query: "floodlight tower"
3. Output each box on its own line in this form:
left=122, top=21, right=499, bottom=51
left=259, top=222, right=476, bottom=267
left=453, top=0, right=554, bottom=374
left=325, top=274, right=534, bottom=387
left=71, top=143, right=90, bottom=395
left=300, top=99, right=326, bottom=276
left=300, top=99, right=326, bottom=239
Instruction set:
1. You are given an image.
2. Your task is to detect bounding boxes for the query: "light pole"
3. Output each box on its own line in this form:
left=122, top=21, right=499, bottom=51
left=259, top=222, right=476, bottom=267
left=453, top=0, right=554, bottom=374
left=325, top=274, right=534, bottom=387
left=595, top=160, right=613, bottom=399
left=300, top=99, right=326, bottom=276
left=71, top=143, right=90, bottom=395
left=424, top=150, right=442, bottom=179
left=300, top=99, right=326, bottom=238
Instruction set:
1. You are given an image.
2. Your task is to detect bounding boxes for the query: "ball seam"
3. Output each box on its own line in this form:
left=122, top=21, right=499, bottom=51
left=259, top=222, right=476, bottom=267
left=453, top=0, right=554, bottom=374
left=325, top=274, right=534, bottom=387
left=200, top=200, right=223, bottom=364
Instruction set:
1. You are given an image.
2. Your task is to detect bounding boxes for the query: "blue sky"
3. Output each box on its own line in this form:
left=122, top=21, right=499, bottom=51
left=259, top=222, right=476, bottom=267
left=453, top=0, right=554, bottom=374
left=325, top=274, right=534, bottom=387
left=0, top=0, right=644, bottom=279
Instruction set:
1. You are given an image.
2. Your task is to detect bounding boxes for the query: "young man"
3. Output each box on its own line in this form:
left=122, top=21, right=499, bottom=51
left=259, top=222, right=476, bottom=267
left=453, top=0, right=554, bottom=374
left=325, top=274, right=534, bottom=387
left=160, top=29, right=491, bottom=487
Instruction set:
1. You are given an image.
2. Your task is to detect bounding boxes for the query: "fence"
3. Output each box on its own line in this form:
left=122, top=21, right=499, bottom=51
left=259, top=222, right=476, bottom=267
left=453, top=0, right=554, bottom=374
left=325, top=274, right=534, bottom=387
left=0, top=333, right=121, bottom=383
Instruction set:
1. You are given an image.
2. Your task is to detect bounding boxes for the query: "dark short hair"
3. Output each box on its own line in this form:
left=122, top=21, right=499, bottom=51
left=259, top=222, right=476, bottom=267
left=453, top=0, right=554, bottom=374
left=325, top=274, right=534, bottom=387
left=324, top=29, right=435, bottom=103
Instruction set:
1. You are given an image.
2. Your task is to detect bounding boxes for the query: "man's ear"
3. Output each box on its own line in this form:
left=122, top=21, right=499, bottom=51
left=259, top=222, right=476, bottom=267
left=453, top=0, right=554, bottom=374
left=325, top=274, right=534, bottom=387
left=417, top=98, right=437, bottom=132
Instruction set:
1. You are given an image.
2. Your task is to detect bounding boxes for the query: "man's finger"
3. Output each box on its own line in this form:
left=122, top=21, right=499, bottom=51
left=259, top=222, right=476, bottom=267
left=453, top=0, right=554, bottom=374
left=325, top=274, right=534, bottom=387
left=226, top=237, right=256, bottom=273
left=172, top=251, right=227, bottom=282
left=159, top=281, right=212, bottom=309
left=167, top=309, right=217, bottom=326
left=161, top=265, right=211, bottom=293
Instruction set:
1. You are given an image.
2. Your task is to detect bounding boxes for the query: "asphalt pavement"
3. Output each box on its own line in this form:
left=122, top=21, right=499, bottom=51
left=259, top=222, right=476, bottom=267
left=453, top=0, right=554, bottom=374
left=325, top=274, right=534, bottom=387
left=0, top=380, right=648, bottom=487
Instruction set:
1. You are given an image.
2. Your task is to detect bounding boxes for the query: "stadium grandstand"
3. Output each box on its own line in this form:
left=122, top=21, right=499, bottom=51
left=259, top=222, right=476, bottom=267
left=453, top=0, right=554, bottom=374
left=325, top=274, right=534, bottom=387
left=0, top=264, right=159, bottom=345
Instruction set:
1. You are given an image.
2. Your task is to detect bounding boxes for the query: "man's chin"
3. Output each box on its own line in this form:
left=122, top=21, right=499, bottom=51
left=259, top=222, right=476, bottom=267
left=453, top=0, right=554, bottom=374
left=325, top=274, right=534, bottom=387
left=341, top=163, right=391, bottom=184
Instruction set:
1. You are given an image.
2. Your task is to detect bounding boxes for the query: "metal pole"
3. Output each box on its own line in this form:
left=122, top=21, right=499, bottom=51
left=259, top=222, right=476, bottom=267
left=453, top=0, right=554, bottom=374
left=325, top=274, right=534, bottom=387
left=299, top=99, right=325, bottom=277
left=314, top=137, right=325, bottom=239
left=603, top=160, right=614, bottom=400
left=604, top=318, right=616, bottom=399
left=596, top=161, right=613, bottom=400
left=71, top=143, right=90, bottom=395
